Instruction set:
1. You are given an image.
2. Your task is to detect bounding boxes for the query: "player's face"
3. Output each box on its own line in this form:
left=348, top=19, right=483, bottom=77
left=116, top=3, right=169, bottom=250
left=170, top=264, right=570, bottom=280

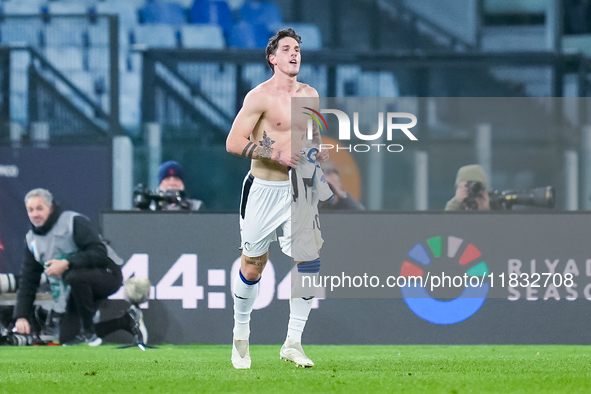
left=272, top=37, right=300, bottom=76
left=160, top=176, right=185, bottom=191
left=26, top=197, right=52, bottom=227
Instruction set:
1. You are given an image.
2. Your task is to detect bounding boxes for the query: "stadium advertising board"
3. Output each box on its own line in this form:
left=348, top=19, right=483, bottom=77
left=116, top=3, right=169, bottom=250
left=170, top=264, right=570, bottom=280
left=102, top=212, right=591, bottom=345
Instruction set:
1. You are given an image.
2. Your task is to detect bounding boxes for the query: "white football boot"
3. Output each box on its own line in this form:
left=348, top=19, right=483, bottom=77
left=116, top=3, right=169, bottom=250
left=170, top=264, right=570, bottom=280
left=232, top=339, right=251, bottom=369
left=280, top=339, right=314, bottom=368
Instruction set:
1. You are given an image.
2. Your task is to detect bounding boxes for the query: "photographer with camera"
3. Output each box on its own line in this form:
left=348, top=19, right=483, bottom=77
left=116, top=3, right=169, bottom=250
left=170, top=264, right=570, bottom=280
left=13, top=188, right=131, bottom=346
left=134, top=161, right=204, bottom=211
left=445, top=164, right=490, bottom=211
left=445, top=164, right=555, bottom=211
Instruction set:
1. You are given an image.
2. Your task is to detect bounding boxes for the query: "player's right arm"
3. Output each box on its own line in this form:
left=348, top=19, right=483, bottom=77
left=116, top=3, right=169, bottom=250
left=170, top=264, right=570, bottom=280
left=226, top=89, right=295, bottom=167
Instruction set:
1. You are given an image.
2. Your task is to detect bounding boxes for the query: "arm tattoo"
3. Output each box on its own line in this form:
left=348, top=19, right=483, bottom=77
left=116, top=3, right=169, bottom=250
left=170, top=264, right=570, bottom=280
left=247, top=143, right=257, bottom=159
left=241, top=142, right=258, bottom=160
left=257, top=131, right=275, bottom=159
left=312, top=121, right=322, bottom=146
left=241, top=142, right=254, bottom=157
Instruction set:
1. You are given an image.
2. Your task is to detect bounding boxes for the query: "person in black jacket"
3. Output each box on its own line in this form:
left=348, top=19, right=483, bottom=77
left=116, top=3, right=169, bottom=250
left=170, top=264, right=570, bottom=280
left=13, top=188, right=125, bottom=345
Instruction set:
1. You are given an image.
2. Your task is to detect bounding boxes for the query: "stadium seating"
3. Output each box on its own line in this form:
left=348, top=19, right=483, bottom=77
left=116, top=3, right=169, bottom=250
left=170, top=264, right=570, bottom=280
left=56, top=0, right=99, bottom=6
left=94, top=2, right=139, bottom=29
left=44, top=47, right=85, bottom=71
left=239, top=1, right=282, bottom=26
left=121, top=71, right=141, bottom=98
left=242, top=64, right=270, bottom=88
left=228, top=21, right=269, bottom=48
left=86, top=48, right=111, bottom=71
left=296, top=64, right=327, bottom=95
left=336, top=65, right=362, bottom=97
left=66, top=70, right=96, bottom=97
left=60, top=0, right=97, bottom=7
left=43, top=22, right=87, bottom=47
left=0, top=20, right=42, bottom=46
left=8, top=46, right=29, bottom=122
left=120, top=70, right=141, bottom=127
left=10, top=50, right=30, bottom=72
left=0, top=0, right=323, bottom=130
left=47, top=2, right=89, bottom=15
left=131, top=24, right=178, bottom=48
left=291, top=23, right=322, bottom=50
left=179, top=24, right=225, bottom=48
left=125, top=52, right=143, bottom=73
left=139, top=1, right=187, bottom=25
left=335, top=65, right=400, bottom=97
left=176, top=62, right=235, bottom=115
left=11, top=93, right=27, bottom=122
left=189, top=0, right=233, bottom=34
left=173, top=0, right=196, bottom=7
left=268, top=23, right=322, bottom=50
left=93, top=0, right=140, bottom=78
left=11, top=71, right=28, bottom=94
left=358, top=71, right=400, bottom=97
left=87, top=19, right=110, bottom=46
left=1, top=2, right=43, bottom=15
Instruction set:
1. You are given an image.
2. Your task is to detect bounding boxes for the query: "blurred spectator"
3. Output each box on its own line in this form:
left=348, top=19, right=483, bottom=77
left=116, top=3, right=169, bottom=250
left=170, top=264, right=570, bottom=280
left=134, top=161, right=204, bottom=211
left=319, top=166, right=364, bottom=211
left=445, top=164, right=490, bottom=211
left=157, top=160, right=203, bottom=210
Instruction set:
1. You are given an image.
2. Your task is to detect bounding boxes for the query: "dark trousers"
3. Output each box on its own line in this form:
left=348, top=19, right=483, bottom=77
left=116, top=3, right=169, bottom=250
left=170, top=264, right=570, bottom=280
left=59, top=267, right=122, bottom=343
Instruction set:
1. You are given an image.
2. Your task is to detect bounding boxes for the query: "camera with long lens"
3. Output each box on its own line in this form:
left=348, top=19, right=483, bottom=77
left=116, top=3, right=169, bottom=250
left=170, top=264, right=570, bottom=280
left=0, top=333, right=37, bottom=346
left=0, top=273, right=18, bottom=294
left=0, top=273, right=49, bottom=294
left=133, top=184, right=191, bottom=211
left=461, top=181, right=555, bottom=210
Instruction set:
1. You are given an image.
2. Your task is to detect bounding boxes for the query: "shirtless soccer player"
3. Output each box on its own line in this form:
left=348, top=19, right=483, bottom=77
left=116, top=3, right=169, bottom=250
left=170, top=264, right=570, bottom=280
left=226, top=28, right=329, bottom=369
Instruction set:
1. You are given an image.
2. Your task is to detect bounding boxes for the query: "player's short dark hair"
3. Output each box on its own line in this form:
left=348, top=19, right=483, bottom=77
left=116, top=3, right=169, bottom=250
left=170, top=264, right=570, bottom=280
left=266, top=28, right=301, bottom=72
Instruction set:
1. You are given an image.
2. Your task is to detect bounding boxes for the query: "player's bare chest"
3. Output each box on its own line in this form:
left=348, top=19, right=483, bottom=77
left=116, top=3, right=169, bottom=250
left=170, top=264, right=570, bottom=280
left=263, top=95, right=308, bottom=132
left=263, top=104, right=292, bottom=132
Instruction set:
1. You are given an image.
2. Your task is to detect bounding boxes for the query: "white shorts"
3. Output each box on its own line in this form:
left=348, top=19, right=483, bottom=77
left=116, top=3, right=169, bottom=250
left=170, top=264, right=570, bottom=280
left=239, top=172, right=323, bottom=262
left=240, top=174, right=291, bottom=258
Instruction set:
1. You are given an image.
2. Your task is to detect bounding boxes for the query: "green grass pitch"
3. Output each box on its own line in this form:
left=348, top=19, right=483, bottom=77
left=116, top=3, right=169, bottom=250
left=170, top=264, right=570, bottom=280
left=0, top=345, right=590, bottom=393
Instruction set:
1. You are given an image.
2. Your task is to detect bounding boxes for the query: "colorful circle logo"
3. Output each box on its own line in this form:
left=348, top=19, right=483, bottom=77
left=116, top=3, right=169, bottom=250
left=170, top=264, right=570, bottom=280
left=399, top=236, right=490, bottom=325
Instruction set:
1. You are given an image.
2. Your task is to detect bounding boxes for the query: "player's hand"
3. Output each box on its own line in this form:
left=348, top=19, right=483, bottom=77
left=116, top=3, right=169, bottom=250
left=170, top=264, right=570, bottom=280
left=15, top=318, right=30, bottom=334
left=275, top=149, right=301, bottom=168
left=317, top=149, right=329, bottom=163
left=454, top=182, right=469, bottom=203
left=44, top=259, right=69, bottom=276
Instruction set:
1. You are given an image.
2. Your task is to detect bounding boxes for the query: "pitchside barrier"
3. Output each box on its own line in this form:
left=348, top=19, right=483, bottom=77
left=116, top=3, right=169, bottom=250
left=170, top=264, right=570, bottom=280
left=101, top=211, right=591, bottom=345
